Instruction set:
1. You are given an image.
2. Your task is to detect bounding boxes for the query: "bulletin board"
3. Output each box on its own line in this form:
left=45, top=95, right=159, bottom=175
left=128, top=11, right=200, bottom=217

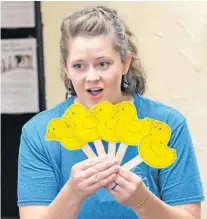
left=1, top=2, right=46, bottom=218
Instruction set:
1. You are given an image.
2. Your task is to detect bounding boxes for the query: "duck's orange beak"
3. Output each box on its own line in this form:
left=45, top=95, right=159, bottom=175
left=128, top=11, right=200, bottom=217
left=45, top=131, right=54, bottom=140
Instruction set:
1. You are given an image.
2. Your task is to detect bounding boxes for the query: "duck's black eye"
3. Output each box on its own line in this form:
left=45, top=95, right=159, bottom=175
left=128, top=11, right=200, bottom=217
left=122, top=108, right=124, bottom=111
left=72, top=112, right=75, bottom=115
left=53, top=128, right=55, bottom=130
left=159, top=127, right=162, bottom=130
left=100, top=109, right=102, bottom=111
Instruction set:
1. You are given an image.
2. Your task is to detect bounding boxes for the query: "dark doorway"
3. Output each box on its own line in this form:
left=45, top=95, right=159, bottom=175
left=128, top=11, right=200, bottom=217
left=1, top=2, right=46, bottom=218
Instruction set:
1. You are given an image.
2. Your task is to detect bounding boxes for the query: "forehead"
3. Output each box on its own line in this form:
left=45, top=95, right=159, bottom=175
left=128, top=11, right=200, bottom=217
left=68, top=35, right=118, bottom=61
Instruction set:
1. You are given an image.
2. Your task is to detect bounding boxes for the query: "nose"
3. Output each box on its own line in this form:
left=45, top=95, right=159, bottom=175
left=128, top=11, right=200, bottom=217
left=85, top=68, right=100, bottom=82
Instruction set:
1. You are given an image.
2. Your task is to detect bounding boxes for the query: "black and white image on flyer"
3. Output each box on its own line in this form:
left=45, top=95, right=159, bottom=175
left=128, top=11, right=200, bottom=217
left=1, top=38, right=39, bottom=114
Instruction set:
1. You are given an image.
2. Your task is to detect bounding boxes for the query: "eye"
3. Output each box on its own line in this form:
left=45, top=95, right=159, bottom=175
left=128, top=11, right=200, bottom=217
left=97, top=61, right=110, bottom=68
left=72, top=63, right=84, bottom=69
left=99, top=109, right=102, bottom=111
left=159, top=127, right=162, bottom=130
left=72, top=112, right=75, bottom=115
left=122, top=108, right=124, bottom=111
left=53, top=128, right=55, bottom=130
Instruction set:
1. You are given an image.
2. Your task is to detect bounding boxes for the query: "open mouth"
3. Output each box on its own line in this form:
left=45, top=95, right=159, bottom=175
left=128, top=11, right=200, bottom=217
left=87, top=88, right=103, bottom=96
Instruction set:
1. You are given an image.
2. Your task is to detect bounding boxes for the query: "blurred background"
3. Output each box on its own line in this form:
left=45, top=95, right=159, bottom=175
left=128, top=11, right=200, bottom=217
left=1, top=1, right=207, bottom=218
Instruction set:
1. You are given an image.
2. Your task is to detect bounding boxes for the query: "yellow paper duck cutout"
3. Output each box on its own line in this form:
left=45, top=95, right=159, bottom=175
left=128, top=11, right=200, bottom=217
left=62, top=104, right=100, bottom=142
left=138, top=120, right=177, bottom=168
left=89, top=101, right=119, bottom=142
left=114, top=101, right=153, bottom=145
left=45, top=118, right=86, bottom=150
left=45, top=100, right=177, bottom=169
left=150, top=120, right=171, bottom=143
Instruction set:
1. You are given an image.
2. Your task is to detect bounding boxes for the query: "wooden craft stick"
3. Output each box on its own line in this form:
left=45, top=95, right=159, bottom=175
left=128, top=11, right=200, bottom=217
left=108, top=142, right=116, bottom=156
left=82, top=144, right=97, bottom=158
left=115, top=142, right=128, bottom=164
left=93, top=139, right=106, bottom=156
left=122, top=155, right=143, bottom=171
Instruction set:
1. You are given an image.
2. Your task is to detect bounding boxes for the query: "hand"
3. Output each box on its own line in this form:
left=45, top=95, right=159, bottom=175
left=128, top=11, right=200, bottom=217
left=67, top=155, right=120, bottom=203
left=106, top=167, right=150, bottom=210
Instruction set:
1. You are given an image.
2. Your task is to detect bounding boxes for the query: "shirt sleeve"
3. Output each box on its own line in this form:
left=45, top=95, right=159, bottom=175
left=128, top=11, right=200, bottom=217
left=159, top=119, right=205, bottom=205
left=17, top=122, right=58, bottom=206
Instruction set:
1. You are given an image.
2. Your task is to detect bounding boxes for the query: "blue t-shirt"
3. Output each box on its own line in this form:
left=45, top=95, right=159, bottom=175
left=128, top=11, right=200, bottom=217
left=18, top=94, right=204, bottom=219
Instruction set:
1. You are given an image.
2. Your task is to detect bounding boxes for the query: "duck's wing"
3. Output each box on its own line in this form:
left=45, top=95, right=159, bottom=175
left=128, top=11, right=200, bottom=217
left=105, top=117, right=118, bottom=130
left=151, top=142, right=168, bottom=157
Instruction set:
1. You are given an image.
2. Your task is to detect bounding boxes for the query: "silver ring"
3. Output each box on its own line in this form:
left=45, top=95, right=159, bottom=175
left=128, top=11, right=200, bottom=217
left=111, top=182, right=119, bottom=190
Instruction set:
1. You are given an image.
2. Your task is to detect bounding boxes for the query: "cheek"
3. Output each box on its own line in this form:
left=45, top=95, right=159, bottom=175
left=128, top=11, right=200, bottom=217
left=104, top=66, right=123, bottom=85
left=68, top=76, right=85, bottom=95
left=69, top=71, right=84, bottom=86
left=72, top=78, right=85, bottom=91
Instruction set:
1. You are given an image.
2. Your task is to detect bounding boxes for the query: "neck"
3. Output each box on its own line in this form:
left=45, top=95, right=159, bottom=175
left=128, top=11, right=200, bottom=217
left=74, top=92, right=134, bottom=109
left=113, top=92, right=134, bottom=104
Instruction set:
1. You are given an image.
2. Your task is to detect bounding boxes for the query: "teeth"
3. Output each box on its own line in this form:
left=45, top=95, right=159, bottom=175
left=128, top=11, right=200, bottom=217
left=89, top=88, right=102, bottom=91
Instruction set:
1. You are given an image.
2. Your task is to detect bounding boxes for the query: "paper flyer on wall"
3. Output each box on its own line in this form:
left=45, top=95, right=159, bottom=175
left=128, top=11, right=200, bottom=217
left=1, top=38, right=39, bottom=114
left=1, top=1, right=35, bottom=28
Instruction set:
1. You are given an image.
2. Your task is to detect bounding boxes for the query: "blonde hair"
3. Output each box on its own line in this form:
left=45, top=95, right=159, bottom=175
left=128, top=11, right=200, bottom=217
left=60, top=5, right=146, bottom=97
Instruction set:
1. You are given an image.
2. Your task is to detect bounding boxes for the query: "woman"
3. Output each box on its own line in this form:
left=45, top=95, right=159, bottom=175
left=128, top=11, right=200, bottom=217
left=18, top=5, right=204, bottom=219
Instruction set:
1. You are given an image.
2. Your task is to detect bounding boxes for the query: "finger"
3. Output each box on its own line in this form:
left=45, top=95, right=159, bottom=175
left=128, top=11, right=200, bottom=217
left=105, top=181, right=126, bottom=198
left=119, top=167, right=139, bottom=183
left=111, top=182, right=127, bottom=194
left=108, top=175, right=131, bottom=191
left=83, top=157, right=119, bottom=179
left=88, top=172, right=118, bottom=193
left=106, top=186, right=119, bottom=197
left=83, top=165, right=120, bottom=186
left=80, top=155, right=114, bottom=170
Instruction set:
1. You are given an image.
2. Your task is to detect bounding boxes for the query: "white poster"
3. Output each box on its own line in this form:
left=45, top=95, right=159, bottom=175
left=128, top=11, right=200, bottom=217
left=1, top=1, right=35, bottom=28
left=1, top=38, right=39, bottom=114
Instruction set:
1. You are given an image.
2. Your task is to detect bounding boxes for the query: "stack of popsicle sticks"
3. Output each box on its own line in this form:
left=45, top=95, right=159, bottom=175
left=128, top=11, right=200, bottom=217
left=45, top=101, right=177, bottom=171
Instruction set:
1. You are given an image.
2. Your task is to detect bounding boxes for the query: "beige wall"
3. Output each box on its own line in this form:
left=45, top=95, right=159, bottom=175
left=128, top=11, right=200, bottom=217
left=41, top=1, right=207, bottom=217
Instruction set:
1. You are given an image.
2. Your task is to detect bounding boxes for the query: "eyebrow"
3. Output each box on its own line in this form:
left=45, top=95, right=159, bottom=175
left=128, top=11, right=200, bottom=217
left=71, top=56, right=111, bottom=62
left=96, top=56, right=111, bottom=60
left=96, top=56, right=105, bottom=60
left=72, top=60, right=85, bottom=62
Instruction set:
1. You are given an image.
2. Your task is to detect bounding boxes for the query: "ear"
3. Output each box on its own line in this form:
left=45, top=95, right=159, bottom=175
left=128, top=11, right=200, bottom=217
left=122, top=52, right=132, bottom=75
